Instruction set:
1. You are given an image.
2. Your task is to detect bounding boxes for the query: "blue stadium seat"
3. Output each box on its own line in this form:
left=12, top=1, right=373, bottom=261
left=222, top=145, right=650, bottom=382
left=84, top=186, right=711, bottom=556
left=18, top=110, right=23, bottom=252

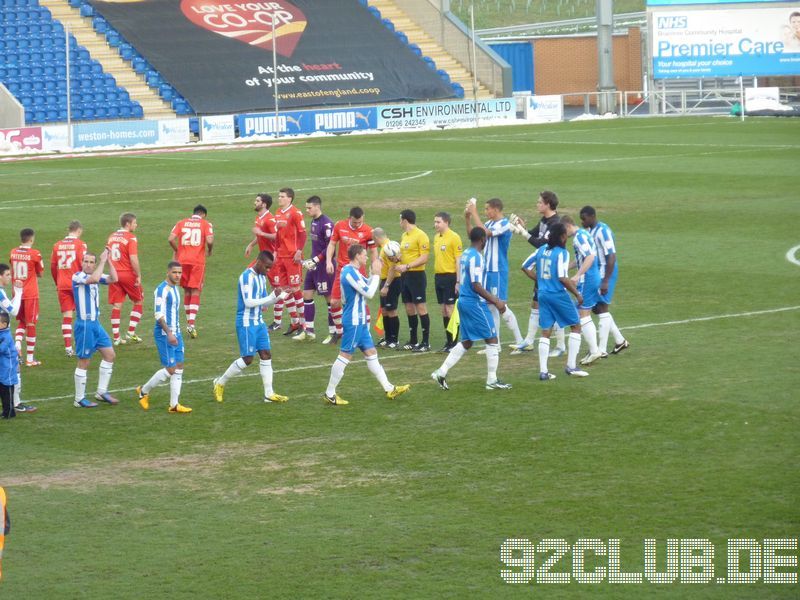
left=132, top=103, right=144, bottom=118
left=408, top=43, right=422, bottom=56
left=395, top=31, right=408, bottom=46
left=118, top=105, right=132, bottom=118
left=132, top=57, right=147, bottom=73
left=451, top=82, right=464, bottom=99
left=92, top=16, right=108, bottom=34
left=160, top=85, right=174, bottom=101
left=367, top=6, right=380, bottom=19
left=381, top=18, right=394, bottom=32
left=189, top=117, right=200, bottom=135
left=107, top=32, right=121, bottom=48
left=437, top=69, right=451, bottom=84
left=423, top=56, right=436, bottom=70
left=68, top=0, right=81, bottom=8
left=79, top=4, right=93, bottom=17
left=119, top=44, right=134, bottom=61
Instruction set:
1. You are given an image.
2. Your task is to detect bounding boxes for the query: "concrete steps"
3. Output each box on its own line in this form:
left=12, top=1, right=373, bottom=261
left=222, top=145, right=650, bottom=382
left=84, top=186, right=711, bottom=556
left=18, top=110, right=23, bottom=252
left=39, top=0, right=176, bottom=119
left=369, top=0, right=493, bottom=99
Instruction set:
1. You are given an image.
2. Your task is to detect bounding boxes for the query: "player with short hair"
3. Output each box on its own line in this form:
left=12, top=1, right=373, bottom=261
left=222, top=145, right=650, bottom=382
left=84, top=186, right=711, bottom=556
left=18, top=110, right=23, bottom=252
left=525, top=223, right=588, bottom=379
left=509, top=190, right=563, bottom=355
left=296, top=195, right=335, bottom=341
left=72, top=249, right=120, bottom=407
left=561, top=215, right=603, bottom=365
left=580, top=206, right=629, bottom=355
left=374, top=228, right=402, bottom=349
left=270, top=188, right=307, bottom=337
left=394, top=209, right=432, bottom=352
left=136, top=262, right=192, bottom=413
left=433, top=211, right=462, bottom=352
left=168, top=205, right=215, bottom=338
left=9, top=228, right=44, bottom=366
left=431, top=227, right=512, bottom=391
left=213, top=251, right=290, bottom=404
left=106, top=213, right=144, bottom=346
left=465, top=197, right=524, bottom=348
left=323, top=244, right=409, bottom=405
left=325, top=206, right=377, bottom=345
left=245, top=193, right=282, bottom=322
left=50, top=220, right=87, bottom=356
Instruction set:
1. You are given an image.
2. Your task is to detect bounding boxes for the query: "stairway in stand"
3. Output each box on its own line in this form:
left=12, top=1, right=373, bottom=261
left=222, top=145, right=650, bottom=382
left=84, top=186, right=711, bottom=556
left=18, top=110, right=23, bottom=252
left=369, top=0, right=493, bottom=99
left=39, top=0, right=176, bottom=120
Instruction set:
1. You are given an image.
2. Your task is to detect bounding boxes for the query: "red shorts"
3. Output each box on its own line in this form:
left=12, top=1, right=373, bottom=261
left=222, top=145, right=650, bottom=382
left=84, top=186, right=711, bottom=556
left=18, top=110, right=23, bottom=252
left=269, top=257, right=302, bottom=288
left=109, top=271, right=144, bottom=304
left=17, top=298, right=39, bottom=325
left=180, top=263, right=205, bottom=290
left=57, top=288, right=76, bottom=312
left=330, top=268, right=343, bottom=301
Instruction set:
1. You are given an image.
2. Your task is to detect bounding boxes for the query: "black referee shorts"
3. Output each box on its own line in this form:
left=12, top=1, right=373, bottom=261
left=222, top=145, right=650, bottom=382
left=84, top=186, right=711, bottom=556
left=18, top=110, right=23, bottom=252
left=434, top=273, right=457, bottom=305
left=379, top=278, right=402, bottom=311
left=400, top=271, right=427, bottom=304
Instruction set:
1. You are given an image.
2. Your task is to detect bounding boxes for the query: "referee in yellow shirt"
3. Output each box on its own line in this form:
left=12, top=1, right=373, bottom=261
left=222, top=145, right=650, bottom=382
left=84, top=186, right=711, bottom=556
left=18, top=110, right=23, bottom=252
left=394, top=209, right=431, bottom=351
left=433, top=212, right=463, bottom=352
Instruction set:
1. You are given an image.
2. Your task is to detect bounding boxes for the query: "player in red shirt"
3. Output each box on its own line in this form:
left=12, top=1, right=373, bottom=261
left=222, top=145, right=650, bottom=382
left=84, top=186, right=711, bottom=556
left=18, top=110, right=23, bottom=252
left=106, top=213, right=143, bottom=345
left=168, top=205, right=214, bottom=338
left=50, top=220, right=87, bottom=356
left=9, top=228, right=44, bottom=366
left=269, top=188, right=307, bottom=336
left=325, top=207, right=377, bottom=343
left=245, top=193, right=277, bottom=259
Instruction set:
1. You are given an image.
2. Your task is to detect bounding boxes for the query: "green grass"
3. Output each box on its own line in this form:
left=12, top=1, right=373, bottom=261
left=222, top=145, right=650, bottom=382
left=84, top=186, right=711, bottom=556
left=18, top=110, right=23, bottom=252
left=0, top=116, right=798, bottom=598
left=452, top=0, right=645, bottom=30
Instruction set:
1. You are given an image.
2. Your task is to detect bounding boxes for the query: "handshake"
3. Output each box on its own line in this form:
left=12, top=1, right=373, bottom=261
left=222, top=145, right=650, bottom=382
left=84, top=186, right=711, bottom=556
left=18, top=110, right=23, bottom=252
left=508, top=213, right=530, bottom=239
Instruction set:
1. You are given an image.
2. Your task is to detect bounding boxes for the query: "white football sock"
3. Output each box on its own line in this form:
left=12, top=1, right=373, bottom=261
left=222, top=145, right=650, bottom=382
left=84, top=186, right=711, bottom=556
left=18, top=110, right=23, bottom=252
left=219, top=357, right=248, bottom=385
left=366, top=354, right=392, bottom=393
left=485, top=343, right=500, bottom=383
left=74, top=368, right=87, bottom=402
left=598, top=312, right=611, bottom=352
left=567, top=332, right=581, bottom=369
left=501, top=307, right=523, bottom=345
left=260, top=359, right=274, bottom=397
left=143, top=368, right=170, bottom=394
left=580, top=316, right=599, bottom=355
left=169, top=369, right=183, bottom=408
left=439, top=342, right=467, bottom=376
left=608, top=312, right=625, bottom=344
left=554, top=325, right=566, bottom=351
left=538, top=338, right=550, bottom=373
left=326, top=356, right=349, bottom=396
left=489, top=305, right=501, bottom=343
left=13, top=375, right=21, bottom=407
left=97, top=360, right=113, bottom=394
left=523, top=308, right=539, bottom=345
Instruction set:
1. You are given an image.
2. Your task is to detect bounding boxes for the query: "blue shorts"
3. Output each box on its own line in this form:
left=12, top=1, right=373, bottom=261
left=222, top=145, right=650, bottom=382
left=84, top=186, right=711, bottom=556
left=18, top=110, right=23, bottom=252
left=483, top=271, right=508, bottom=302
left=340, top=323, right=374, bottom=354
left=155, top=332, right=185, bottom=367
left=577, top=275, right=601, bottom=310
left=598, top=267, right=618, bottom=305
left=538, top=291, right=580, bottom=330
left=74, top=319, right=112, bottom=359
left=458, top=299, right=496, bottom=342
left=236, top=322, right=271, bottom=357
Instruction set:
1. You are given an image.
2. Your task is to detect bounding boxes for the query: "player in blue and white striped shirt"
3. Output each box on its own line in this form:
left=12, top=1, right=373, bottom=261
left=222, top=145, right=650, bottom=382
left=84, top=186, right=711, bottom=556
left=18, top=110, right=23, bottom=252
left=580, top=206, right=629, bottom=356
left=136, top=262, right=191, bottom=413
left=213, top=251, right=289, bottom=404
left=323, top=244, right=409, bottom=405
left=431, top=227, right=512, bottom=391
left=561, top=215, right=603, bottom=366
left=71, top=249, right=119, bottom=408
left=465, top=197, right=523, bottom=347
left=0, top=264, right=34, bottom=414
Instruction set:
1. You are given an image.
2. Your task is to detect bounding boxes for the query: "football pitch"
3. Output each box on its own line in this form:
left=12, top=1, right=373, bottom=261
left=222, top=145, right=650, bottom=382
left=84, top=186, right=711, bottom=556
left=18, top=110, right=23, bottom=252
left=1, top=116, right=798, bottom=597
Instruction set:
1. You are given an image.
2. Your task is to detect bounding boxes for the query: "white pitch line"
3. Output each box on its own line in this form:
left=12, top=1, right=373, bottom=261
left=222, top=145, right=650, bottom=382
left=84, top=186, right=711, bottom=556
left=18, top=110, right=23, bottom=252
left=28, top=304, right=800, bottom=403
left=786, top=245, right=800, bottom=267
left=0, top=171, right=433, bottom=211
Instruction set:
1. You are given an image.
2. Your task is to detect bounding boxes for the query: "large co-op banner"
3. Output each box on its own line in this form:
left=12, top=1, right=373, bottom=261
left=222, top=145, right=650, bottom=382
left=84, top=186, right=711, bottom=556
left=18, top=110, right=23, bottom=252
left=651, top=5, right=800, bottom=78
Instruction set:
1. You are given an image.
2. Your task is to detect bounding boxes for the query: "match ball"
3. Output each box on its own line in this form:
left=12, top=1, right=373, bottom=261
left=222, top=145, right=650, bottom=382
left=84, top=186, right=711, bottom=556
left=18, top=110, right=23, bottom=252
left=384, top=240, right=401, bottom=257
